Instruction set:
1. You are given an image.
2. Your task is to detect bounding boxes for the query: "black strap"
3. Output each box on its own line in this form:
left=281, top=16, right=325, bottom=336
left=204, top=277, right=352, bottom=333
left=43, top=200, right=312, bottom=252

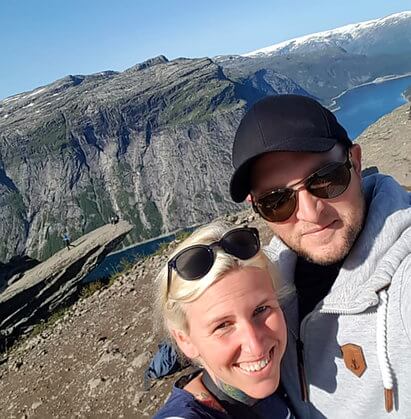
left=201, top=371, right=262, bottom=419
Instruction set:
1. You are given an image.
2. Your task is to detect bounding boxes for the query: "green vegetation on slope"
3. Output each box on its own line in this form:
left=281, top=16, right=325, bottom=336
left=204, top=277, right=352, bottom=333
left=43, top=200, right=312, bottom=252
left=143, top=200, right=163, bottom=237
left=159, top=80, right=241, bottom=126
left=76, top=181, right=113, bottom=234
left=30, top=114, right=68, bottom=152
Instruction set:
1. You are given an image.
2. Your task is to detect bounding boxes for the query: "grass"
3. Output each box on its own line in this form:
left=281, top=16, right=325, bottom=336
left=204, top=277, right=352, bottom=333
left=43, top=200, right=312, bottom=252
left=80, top=280, right=105, bottom=299
left=83, top=256, right=140, bottom=291
left=154, top=242, right=170, bottom=256
left=175, top=230, right=192, bottom=242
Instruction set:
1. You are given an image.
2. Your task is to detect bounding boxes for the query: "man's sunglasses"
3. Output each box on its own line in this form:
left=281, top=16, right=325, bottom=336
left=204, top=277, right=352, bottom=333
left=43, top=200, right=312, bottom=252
left=167, top=227, right=260, bottom=296
left=252, top=155, right=352, bottom=223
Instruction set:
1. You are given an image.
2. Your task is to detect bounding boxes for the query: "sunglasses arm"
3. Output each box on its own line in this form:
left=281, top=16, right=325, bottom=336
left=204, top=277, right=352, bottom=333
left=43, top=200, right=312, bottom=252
left=250, top=195, right=260, bottom=215
left=166, top=262, right=174, bottom=297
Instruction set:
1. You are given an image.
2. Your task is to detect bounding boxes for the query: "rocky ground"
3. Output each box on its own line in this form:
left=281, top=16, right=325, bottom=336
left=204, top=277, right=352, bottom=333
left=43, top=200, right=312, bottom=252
left=0, top=103, right=409, bottom=419
left=0, top=211, right=269, bottom=419
left=357, top=102, right=411, bottom=188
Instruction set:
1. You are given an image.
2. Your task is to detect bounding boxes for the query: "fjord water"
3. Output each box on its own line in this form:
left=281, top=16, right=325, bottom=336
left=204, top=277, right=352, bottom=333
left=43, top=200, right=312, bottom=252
left=82, top=226, right=196, bottom=283
left=334, top=75, right=411, bottom=139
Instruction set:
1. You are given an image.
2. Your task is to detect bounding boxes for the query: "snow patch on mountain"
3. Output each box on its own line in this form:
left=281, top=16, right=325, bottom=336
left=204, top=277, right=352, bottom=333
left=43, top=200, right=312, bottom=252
left=243, top=11, right=411, bottom=57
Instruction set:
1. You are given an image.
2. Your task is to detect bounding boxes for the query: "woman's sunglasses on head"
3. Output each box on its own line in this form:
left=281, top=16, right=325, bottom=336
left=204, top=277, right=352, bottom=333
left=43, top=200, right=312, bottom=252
left=252, top=153, right=353, bottom=223
left=167, top=227, right=260, bottom=296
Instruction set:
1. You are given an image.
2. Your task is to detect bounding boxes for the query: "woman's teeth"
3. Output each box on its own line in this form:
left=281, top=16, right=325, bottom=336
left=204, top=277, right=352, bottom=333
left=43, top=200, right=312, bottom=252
left=238, top=351, right=272, bottom=372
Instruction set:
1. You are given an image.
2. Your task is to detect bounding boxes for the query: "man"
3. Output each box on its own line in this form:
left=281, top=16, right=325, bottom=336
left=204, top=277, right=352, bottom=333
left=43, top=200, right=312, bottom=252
left=62, top=231, right=71, bottom=250
left=229, top=95, right=411, bottom=418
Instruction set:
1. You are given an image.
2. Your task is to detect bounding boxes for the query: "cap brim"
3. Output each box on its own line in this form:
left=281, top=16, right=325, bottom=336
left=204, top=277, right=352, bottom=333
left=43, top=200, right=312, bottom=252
left=229, top=137, right=339, bottom=203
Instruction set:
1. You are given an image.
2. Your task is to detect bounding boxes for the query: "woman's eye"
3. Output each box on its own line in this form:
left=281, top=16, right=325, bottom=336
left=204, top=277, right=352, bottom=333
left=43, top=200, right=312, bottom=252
left=254, top=305, right=268, bottom=316
left=213, top=321, right=231, bottom=332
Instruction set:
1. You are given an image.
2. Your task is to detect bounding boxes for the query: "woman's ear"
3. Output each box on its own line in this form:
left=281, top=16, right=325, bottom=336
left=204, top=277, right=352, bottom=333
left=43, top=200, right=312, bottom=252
left=171, top=329, right=200, bottom=359
left=350, top=144, right=362, bottom=176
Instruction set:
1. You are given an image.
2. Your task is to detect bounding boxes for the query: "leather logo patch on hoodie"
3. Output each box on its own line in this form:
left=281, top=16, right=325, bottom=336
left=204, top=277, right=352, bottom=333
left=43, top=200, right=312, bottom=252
left=341, top=344, right=367, bottom=377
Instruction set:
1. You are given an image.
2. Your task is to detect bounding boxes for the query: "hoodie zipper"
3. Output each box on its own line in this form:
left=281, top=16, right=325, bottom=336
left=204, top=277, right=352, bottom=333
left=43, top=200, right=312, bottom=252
left=296, top=337, right=308, bottom=402
left=294, top=308, right=313, bottom=404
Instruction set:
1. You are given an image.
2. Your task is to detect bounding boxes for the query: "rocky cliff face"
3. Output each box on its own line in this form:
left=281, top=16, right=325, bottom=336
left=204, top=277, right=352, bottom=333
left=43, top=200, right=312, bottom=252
left=1, top=56, right=306, bottom=262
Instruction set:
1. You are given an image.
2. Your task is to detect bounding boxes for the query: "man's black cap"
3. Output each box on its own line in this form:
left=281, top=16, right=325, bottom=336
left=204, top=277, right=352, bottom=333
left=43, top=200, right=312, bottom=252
left=230, top=94, right=352, bottom=203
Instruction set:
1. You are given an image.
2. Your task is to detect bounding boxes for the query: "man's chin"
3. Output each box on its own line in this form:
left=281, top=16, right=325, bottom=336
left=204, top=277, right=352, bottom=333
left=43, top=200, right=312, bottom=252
left=297, top=248, right=347, bottom=265
left=287, top=234, right=355, bottom=265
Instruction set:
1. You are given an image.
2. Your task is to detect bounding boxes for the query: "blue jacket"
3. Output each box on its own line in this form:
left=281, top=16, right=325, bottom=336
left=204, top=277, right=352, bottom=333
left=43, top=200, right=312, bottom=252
left=154, top=384, right=293, bottom=418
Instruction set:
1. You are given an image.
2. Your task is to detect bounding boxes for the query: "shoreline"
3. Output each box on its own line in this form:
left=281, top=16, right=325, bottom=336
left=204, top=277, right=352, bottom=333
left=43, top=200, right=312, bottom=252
left=328, top=72, right=411, bottom=111
left=104, top=223, right=202, bottom=257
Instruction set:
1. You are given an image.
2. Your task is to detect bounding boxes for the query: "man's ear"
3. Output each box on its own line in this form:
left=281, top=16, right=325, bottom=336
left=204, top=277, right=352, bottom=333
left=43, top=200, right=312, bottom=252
left=171, top=329, right=200, bottom=359
left=246, top=194, right=253, bottom=204
left=350, top=144, right=362, bottom=176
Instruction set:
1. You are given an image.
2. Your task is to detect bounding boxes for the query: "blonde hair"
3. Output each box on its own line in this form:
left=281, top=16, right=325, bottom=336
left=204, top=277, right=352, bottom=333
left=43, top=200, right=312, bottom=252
left=155, top=221, right=287, bottom=340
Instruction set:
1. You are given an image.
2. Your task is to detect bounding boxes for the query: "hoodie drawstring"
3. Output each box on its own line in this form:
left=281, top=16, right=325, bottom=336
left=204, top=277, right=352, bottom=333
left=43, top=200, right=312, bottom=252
left=376, top=289, right=394, bottom=412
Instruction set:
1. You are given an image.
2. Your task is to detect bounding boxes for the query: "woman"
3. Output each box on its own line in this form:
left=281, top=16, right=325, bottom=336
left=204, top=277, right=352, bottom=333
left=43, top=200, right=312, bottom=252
left=154, top=221, right=294, bottom=418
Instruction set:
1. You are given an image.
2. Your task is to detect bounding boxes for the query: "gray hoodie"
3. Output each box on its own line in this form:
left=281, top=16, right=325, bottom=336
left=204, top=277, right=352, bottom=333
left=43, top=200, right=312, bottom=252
left=265, top=174, right=411, bottom=418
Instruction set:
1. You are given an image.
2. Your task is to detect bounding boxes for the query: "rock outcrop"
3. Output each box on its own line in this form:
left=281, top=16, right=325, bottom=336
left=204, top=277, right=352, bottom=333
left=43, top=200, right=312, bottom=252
left=0, top=255, right=40, bottom=293
left=0, top=220, right=133, bottom=351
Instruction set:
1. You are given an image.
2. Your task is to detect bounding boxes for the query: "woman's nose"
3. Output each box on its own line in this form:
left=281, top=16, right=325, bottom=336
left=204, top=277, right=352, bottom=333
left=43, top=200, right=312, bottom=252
left=241, top=322, right=265, bottom=357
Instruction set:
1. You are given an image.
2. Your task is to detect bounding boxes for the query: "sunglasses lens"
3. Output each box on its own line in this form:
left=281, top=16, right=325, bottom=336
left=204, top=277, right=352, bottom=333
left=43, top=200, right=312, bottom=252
left=255, top=159, right=351, bottom=222
left=257, top=189, right=296, bottom=222
left=309, top=163, right=351, bottom=199
left=174, top=246, right=213, bottom=280
left=222, top=229, right=260, bottom=259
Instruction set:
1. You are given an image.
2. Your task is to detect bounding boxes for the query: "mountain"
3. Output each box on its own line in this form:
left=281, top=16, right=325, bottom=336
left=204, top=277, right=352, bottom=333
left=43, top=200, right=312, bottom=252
left=243, top=12, right=411, bottom=57
left=0, top=56, right=310, bottom=262
left=217, top=12, right=411, bottom=102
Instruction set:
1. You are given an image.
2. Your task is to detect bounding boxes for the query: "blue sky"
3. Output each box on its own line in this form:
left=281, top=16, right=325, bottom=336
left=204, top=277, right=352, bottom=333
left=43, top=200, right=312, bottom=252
left=1, top=0, right=409, bottom=99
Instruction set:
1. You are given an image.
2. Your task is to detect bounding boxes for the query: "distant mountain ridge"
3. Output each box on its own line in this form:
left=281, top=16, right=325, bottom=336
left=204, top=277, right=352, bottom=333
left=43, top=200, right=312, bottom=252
left=243, top=11, right=411, bottom=57
left=217, top=11, right=411, bottom=102
left=0, top=12, right=410, bottom=262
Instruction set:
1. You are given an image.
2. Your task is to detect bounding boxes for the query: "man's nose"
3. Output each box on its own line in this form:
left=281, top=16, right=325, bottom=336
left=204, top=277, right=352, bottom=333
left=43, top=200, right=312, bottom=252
left=241, top=322, right=265, bottom=356
left=294, top=189, right=325, bottom=223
